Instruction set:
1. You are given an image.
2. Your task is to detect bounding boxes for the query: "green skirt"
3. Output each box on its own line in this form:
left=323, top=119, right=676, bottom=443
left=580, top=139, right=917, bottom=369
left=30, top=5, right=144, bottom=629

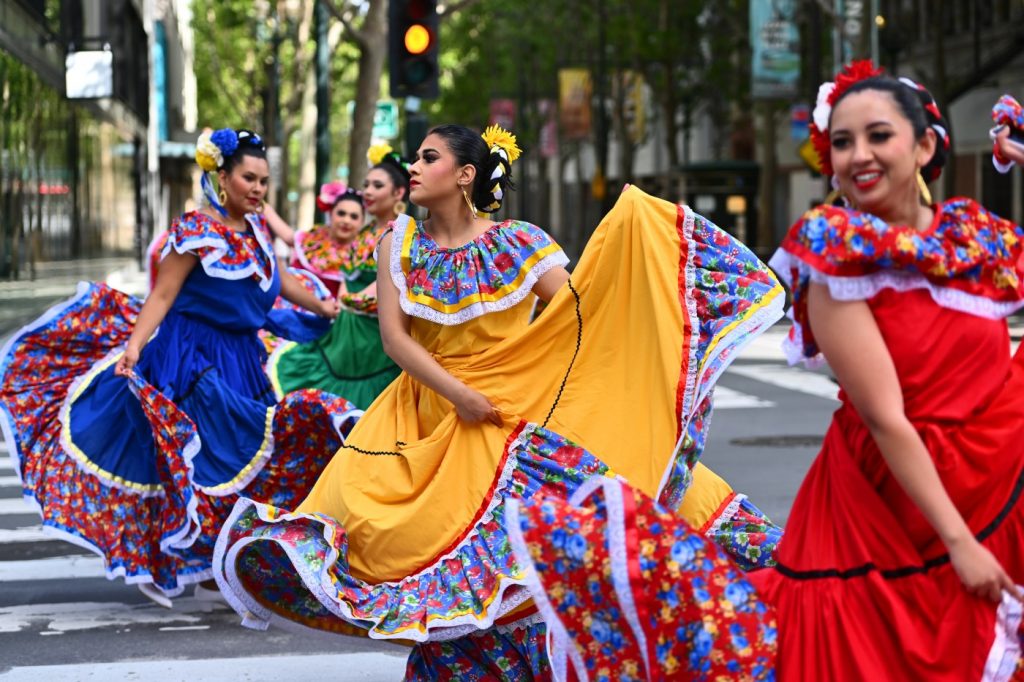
left=268, top=310, right=400, bottom=410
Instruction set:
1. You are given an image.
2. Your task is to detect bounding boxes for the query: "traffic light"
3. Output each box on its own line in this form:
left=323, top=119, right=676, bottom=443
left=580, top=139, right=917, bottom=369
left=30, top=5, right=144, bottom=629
left=389, top=0, right=439, bottom=99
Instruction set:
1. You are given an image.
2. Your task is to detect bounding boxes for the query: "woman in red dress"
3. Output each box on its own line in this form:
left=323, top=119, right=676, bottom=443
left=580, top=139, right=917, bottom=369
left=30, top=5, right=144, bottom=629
left=752, top=62, right=1024, bottom=680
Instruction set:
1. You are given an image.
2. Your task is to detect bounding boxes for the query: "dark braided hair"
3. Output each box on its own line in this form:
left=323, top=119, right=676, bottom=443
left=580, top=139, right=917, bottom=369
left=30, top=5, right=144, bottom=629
left=831, top=76, right=950, bottom=182
left=428, top=124, right=515, bottom=213
left=372, top=154, right=411, bottom=200
left=221, top=129, right=267, bottom=174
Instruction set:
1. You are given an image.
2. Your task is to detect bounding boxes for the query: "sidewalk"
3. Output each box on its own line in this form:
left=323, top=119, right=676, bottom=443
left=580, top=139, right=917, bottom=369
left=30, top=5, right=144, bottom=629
left=0, top=258, right=148, bottom=339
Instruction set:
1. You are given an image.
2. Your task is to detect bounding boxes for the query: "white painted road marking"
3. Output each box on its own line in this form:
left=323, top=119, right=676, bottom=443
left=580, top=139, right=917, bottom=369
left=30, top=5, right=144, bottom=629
left=726, top=363, right=840, bottom=402
left=0, top=600, right=207, bottom=634
left=0, top=498, right=35, bottom=516
left=0, top=475, right=20, bottom=488
left=0, top=652, right=409, bottom=681
left=0, top=555, right=105, bottom=582
left=713, top=386, right=775, bottom=409
left=0, top=526, right=50, bottom=544
left=0, top=457, right=14, bottom=471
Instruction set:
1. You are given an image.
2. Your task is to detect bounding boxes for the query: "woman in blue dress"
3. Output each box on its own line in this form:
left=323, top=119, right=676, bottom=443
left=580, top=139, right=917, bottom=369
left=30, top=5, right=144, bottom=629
left=0, top=128, right=361, bottom=607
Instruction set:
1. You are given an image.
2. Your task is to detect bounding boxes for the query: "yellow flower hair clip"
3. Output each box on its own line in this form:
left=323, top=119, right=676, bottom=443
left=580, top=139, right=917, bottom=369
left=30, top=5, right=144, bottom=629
left=367, top=143, right=394, bottom=167
left=482, top=125, right=521, bottom=164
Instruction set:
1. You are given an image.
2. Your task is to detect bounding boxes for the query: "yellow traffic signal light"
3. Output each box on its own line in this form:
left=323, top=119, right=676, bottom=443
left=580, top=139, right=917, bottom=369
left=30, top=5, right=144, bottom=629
left=404, top=24, right=431, bottom=55
left=389, top=0, right=439, bottom=98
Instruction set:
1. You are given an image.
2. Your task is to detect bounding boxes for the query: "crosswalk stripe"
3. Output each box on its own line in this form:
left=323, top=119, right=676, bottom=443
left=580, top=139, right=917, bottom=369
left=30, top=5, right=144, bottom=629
left=0, top=555, right=105, bottom=582
left=726, top=363, right=840, bottom=402
left=0, top=526, right=50, bottom=544
left=0, top=652, right=409, bottom=681
left=714, top=386, right=775, bottom=409
left=0, top=599, right=212, bottom=634
left=0, top=457, right=14, bottom=472
left=0, top=476, right=20, bottom=488
left=0, top=498, right=34, bottom=516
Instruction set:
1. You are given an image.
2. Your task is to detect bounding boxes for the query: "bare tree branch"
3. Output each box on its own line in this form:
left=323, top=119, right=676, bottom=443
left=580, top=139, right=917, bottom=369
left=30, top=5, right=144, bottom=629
left=323, top=0, right=369, bottom=48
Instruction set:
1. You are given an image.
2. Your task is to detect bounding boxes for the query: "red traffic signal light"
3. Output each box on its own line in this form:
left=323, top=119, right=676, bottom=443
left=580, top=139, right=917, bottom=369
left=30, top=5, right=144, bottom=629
left=389, top=0, right=439, bottom=99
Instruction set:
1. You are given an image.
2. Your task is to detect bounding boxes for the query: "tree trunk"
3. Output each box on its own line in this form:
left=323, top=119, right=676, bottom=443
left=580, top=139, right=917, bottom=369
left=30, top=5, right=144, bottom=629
left=346, top=0, right=387, bottom=189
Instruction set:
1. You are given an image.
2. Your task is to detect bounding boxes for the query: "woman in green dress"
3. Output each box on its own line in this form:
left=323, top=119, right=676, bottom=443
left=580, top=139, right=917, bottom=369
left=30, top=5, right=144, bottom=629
left=266, top=183, right=401, bottom=409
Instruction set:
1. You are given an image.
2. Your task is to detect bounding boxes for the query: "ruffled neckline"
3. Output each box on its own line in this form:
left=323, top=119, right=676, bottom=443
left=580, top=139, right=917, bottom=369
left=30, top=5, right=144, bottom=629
left=388, top=214, right=569, bottom=325
left=415, top=220, right=513, bottom=253
left=771, top=197, right=1024, bottom=365
left=164, top=211, right=276, bottom=291
left=293, top=224, right=384, bottom=282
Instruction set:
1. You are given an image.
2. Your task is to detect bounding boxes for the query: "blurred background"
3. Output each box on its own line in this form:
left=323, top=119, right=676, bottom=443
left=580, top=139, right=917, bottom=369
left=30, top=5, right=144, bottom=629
left=1, top=0, right=1022, bottom=279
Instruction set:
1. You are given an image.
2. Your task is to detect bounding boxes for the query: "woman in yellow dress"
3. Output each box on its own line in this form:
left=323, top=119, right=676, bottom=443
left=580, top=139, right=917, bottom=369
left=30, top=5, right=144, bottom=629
left=214, top=124, right=785, bottom=678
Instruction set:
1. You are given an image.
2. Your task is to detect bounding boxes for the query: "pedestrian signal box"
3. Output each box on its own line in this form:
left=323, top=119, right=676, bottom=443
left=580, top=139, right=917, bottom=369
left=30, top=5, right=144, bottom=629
left=389, top=0, right=439, bottom=99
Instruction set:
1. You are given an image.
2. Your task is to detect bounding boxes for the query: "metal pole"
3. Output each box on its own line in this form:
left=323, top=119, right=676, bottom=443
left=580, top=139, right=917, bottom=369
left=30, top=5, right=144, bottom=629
left=870, top=0, right=879, bottom=64
left=315, top=0, right=330, bottom=184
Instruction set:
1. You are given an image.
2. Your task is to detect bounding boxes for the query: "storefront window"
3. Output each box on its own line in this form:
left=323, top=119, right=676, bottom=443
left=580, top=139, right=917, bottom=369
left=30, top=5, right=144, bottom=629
left=0, top=47, right=137, bottom=280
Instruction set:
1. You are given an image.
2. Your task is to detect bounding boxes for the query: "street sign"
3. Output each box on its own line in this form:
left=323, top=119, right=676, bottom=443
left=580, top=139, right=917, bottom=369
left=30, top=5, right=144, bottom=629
left=347, top=101, right=400, bottom=140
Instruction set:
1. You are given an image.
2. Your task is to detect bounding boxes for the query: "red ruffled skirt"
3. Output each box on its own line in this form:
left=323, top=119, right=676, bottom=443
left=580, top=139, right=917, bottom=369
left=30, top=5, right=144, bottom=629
left=752, top=349, right=1024, bottom=681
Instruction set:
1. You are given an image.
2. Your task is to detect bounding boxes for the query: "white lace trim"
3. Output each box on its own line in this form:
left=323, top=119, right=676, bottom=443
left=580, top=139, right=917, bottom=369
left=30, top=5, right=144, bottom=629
left=603, top=479, right=653, bottom=682
left=388, top=215, right=570, bottom=326
left=702, top=493, right=746, bottom=538
left=163, top=213, right=277, bottom=292
left=505, top=496, right=587, bottom=682
left=33, top=517, right=211, bottom=598
left=769, top=248, right=1024, bottom=367
left=657, top=209, right=786, bottom=500
left=216, top=424, right=545, bottom=643
left=982, top=587, right=1024, bottom=682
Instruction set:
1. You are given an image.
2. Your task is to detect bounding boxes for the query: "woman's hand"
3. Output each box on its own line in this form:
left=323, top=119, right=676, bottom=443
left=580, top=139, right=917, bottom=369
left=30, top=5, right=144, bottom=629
left=995, top=127, right=1024, bottom=166
left=114, top=345, right=140, bottom=377
left=948, top=535, right=1022, bottom=603
left=453, top=386, right=502, bottom=426
left=318, top=298, right=341, bottom=319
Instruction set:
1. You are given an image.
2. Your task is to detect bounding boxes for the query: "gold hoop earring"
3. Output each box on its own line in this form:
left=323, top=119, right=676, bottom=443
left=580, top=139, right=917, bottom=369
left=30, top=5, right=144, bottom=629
left=461, top=187, right=476, bottom=217
left=394, top=200, right=407, bottom=216
left=916, top=170, right=933, bottom=206
left=218, top=190, right=227, bottom=206
left=824, top=188, right=843, bottom=205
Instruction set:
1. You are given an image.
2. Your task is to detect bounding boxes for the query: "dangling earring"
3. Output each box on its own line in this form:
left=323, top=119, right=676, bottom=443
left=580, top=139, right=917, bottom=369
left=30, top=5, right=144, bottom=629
left=461, top=186, right=476, bottom=217
left=916, top=169, right=933, bottom=206
left=218, top=189, right=227, bottom=206
left=393, top=200, right=407, bottom=217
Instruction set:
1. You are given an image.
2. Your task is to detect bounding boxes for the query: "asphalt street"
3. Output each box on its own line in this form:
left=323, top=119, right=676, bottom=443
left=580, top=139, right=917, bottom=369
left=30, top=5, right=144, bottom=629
left=0, top=268, right=918, bottom=680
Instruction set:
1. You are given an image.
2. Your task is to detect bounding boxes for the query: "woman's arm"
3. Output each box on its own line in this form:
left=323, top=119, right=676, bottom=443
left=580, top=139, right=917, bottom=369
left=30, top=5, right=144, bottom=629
left=114, top=250, right=197, bottom=376
left=280, top=269, right=340, bottom=318
left=533, top=266, right=570, bottom=303
left=376, top=233, right=501, bottom=425
left=808, top=282, right=1020, bottom=602
left=263, top=204, right=296, bottom=247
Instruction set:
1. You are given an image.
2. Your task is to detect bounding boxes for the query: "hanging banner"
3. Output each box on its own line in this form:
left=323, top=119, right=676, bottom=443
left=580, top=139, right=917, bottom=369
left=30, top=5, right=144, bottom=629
left=488, top=99, right=516, bottom=130
left=558, top=68, right=592, bottom=140
left=613, top=70, right=647, bottom=144
left=537, top=99, right=559, bottom=159
left=750, top=0, right=800, bottom=99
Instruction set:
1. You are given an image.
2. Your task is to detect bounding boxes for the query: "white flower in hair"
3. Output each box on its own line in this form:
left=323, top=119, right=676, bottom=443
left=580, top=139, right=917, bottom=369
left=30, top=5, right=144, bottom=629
left=813, top=82, right=836, bottom=131
left=195, top=131, right=224, bottom=172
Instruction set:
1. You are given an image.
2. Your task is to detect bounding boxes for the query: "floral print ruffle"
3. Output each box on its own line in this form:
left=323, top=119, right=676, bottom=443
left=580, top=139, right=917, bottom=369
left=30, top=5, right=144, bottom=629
left=214, top=422, right=615, bottom=641
left=0, top=281, right=359, bottom=595
left=506, top=476, right=777, bottom=682
left=405, top=620, right=551, bottom=681
left=769, top=198, right=1024, bottom=365
left=162, top=211, right=276, bottom=291
left=390, top=215, right=569, bottom=325
left=293, top=224, right=385, bottom=284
